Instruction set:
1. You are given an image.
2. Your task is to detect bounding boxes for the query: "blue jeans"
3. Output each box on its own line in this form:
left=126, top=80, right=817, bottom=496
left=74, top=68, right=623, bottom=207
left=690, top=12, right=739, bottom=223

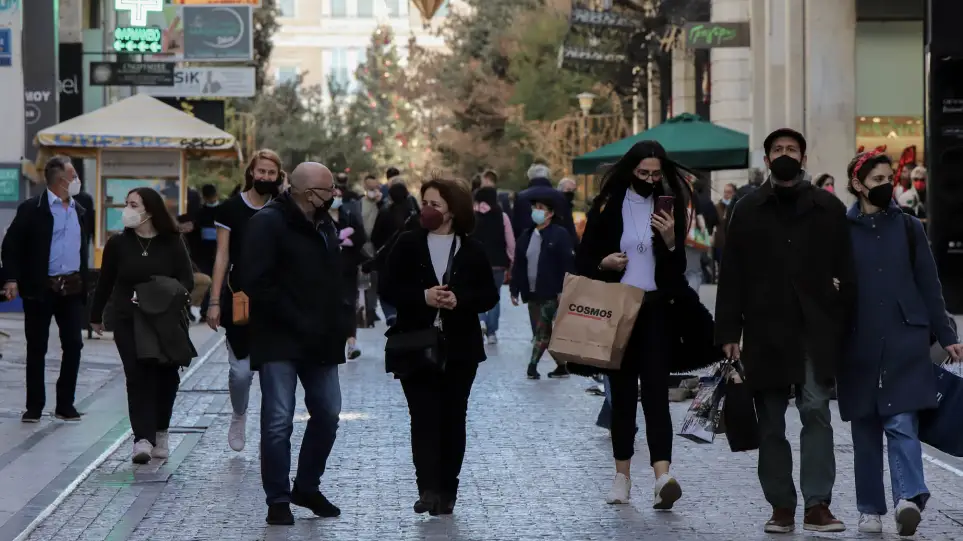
left=479, top=268, right=505, bottom=336
left=260, top=361, right=341, bottom=505
left=851, top=412, right=930, bottom=515
left=381, top=300, right=397, bottom=325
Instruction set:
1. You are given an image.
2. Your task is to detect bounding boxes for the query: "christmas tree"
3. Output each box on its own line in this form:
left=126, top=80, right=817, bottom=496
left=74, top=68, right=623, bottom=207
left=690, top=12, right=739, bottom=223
left=349, top=25, right=422, bottom=173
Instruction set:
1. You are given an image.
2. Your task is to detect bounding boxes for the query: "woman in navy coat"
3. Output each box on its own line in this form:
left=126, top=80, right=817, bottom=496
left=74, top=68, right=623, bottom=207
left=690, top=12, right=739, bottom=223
left=838, top=151, right=963, bottom=537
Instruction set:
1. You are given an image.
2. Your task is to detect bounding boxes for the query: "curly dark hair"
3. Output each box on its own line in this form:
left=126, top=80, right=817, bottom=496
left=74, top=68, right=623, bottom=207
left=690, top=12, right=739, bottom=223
left=420, top=176, right=475, bottom=235
left=846, top=152, right=893, bottom=197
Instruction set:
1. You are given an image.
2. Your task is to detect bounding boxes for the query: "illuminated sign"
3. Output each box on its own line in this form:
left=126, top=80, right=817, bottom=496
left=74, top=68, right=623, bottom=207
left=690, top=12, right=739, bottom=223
left=113, top=26, right=162, bottom=53
left=114, top=0, right=164, bottom=27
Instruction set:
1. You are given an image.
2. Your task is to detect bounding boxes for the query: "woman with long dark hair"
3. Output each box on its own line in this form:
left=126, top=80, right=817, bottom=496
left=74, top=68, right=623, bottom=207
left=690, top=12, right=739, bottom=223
left=572, top=140, right=694, bottom=508
left=206, top=149, right=283, bottom=453
left=380, top=177, right=499, bottom=516
left=91, top=187, right=194, bottom=463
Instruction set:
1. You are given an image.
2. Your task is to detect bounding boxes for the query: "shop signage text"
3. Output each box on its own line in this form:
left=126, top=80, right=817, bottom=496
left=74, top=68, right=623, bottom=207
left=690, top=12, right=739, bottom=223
left=0, top=27, right=11, bottom=66
left=137, top=66, right=255, bottom=97
left=113, top=26, right=162, bottom=53
left=682, top=22, right=750, bottom=49
left=90, top=61, right=175, bottom=87
left=182, top=6, right=253, bottom=61
left=115, top=0, right=164, bottom=27
left=0, top=165, right=19, bottom=203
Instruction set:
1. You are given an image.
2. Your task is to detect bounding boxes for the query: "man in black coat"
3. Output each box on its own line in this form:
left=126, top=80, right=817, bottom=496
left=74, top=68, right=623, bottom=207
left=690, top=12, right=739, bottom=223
left=2, top=156, right=90, bottom=423
left=239, top=162, right=345, bottom=526
left=715, top=129, right=856, bottom=534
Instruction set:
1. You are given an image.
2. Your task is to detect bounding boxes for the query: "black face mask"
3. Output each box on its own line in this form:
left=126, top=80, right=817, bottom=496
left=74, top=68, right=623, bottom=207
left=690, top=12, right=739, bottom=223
left=864, top=182, right=894, bottom=208
left=769, top=155, right=803, bottom=182
left=631, top=180, right=655, bottom=198
left=563, top=191, right=575, bottom=204
left=253, top=180, right=279, bottom=196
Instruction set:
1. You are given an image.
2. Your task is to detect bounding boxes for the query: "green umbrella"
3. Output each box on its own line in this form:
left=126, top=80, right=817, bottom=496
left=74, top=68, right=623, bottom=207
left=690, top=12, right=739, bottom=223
left=572, top=113, right=750, bottom=174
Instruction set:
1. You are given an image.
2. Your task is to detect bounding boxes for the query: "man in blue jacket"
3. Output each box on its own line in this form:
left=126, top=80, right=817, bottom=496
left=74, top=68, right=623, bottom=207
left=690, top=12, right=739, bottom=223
left=510, top=197, right=575, bottom=380
left=512, top=164, right=577, bottom=242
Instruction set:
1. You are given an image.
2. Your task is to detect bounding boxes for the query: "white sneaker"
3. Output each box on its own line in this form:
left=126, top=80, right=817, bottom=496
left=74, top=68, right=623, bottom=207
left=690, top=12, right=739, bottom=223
left=857, top=513, right=882, bottom=533
left=653, top=473, right=682, bottom=510
left=487, top=334, right=498, bottom=345
left=346, top=344, right=361, bottom=360
left=152, top=431, right=169, bottom=459
left=132, top=439, right=152, bottom=464
left=606, top=473, right=631, bottom=504
left=480, top=321, right=487, bottom=339
left=895, top=500, right=922, bottom=536
left=228, top=413, right=246, bottom=452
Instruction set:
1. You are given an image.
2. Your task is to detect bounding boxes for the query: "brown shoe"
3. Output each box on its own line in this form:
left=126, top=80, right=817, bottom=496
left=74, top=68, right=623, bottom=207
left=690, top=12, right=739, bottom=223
left=764, top=508, right=795, bottom=534
left=803, top=503, right=846, bottom=532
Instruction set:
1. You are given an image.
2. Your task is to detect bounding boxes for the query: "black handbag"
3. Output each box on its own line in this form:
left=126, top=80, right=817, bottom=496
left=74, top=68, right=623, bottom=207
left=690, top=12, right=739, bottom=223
left=384, top=235, right=458, bottom=376
left=722, top=359, right=760, bottom=452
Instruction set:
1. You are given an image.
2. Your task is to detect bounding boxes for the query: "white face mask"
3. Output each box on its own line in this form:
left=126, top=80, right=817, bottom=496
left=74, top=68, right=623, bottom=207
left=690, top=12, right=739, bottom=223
left=68, top=177, right=81, bottom=197
left=121, top=207, right=147, bottom=229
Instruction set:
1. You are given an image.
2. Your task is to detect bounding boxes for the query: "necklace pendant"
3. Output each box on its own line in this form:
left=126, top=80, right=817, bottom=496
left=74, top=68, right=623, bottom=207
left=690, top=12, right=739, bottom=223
left=142, top=250, right=148, bottom=257
left=637, top=242, right=646, bottom=254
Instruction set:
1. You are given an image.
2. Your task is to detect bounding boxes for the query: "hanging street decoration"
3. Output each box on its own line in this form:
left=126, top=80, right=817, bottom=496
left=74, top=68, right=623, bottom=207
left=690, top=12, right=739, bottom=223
left=411, top=0, right=446, bottom=23
left=113, top=26, right=163, bottom=53
left=115, top=0, right=164, bottom=27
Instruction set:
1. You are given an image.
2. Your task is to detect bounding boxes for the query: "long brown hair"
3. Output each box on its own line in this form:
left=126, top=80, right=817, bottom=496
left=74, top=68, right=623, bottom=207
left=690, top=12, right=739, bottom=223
left=243, top=149, right=283, bottom=191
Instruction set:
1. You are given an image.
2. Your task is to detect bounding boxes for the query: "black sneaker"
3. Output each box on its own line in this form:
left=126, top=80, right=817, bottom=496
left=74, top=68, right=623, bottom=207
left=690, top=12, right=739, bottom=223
left=291, top=483, right=341, bottom=518
left=265, top=502, right=294, bottom=525
left=21, top=410, right=42, bottom=423
left=547, top=366, right=570, bottom=379
left=54, top=407, right=82, bottom=421
left=527, top=365, right=540, bottom=380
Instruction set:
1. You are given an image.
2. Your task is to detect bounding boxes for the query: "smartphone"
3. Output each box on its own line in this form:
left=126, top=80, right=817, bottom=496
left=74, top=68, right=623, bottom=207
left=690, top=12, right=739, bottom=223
left=655, top=196, right=674, bottom=216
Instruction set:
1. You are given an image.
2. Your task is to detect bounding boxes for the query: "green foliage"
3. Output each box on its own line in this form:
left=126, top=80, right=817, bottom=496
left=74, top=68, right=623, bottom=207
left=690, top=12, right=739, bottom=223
left=507, top=15, right=598, bottom=123
left=347, top=25, right=420, bottom=173
left=253, top=0, right=280, bottom=92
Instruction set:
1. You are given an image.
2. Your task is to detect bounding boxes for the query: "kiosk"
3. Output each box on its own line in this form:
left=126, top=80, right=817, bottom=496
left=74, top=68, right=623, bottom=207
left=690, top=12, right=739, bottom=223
left=33, top=94, right=240, bottom=268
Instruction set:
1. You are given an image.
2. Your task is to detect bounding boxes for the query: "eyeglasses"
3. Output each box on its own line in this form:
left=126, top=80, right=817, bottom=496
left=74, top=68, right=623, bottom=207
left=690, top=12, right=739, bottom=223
left=634, top=169, right=663, bottom=180
left=305, top=187, right=334, bottom=196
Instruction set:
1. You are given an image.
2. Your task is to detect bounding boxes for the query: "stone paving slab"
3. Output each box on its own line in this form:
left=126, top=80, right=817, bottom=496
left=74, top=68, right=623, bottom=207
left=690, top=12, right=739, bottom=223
left=16, top=288, right=963, bottom=540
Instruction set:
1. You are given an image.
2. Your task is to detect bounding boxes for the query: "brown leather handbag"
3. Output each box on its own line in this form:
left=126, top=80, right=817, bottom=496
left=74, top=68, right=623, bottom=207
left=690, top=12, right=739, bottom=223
left=230, top=285, right=249, bottom=326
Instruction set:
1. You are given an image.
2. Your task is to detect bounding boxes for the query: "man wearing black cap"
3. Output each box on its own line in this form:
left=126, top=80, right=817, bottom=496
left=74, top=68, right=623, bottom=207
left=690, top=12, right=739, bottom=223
left=715, top=128, right=856, bottom=534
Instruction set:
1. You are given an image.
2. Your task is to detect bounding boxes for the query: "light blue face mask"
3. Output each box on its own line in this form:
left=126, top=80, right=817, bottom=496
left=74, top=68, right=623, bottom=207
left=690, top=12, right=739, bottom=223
left=331, top=197, right=343, bottom=210
left=531, top=208, right=547, bottom=225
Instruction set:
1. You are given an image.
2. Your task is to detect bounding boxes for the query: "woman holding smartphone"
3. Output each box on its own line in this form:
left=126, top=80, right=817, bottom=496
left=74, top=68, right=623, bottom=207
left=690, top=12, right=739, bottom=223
left=572, top=140, right=694, bottom=509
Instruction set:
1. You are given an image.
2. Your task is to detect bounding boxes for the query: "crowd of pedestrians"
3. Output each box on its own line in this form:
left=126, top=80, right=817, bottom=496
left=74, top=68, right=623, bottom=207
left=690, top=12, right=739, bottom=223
left=2, top=127, right=961, bottom=538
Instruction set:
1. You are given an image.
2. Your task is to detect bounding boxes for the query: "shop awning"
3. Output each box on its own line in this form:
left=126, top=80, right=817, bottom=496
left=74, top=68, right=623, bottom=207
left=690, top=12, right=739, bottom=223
left=35, top=93, right=240, bottom=157
left=572, top=113, right=750, bottom=174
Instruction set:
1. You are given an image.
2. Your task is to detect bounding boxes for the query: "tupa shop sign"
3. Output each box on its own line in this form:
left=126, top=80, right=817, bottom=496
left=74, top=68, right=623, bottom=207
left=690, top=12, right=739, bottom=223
left=682, top=22, right=750, bottom=49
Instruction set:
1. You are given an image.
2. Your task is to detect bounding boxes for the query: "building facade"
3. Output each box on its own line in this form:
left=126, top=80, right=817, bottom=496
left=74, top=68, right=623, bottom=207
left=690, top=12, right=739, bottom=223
left=705, top=0, right=925, bottom=199
left=269, top=0, right=451, bottom=93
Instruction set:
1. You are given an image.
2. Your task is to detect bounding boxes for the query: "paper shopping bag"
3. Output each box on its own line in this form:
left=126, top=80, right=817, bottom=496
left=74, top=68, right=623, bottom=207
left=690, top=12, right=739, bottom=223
left=547, top=273, right=644, bottom=370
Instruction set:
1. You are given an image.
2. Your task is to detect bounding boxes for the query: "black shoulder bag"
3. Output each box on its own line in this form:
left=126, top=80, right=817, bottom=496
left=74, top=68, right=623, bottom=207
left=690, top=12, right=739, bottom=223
left=384, top=235, right=458, bottom=376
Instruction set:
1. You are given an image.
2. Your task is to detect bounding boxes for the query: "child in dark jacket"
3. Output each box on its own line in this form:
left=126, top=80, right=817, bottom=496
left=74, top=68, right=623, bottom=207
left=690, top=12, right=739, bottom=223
left=510, top=198, right=576, bottom=380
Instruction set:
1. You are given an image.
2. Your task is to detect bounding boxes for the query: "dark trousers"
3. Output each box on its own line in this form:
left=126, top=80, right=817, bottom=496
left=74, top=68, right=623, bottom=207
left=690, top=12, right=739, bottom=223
left=609, top=300, right=672, bottom=464
left=363, top=271, right=379, bottom=327
left=754, top=357, right=835, bottom=510
left=23, top=292, right=85, bottom=412
left=401, top=362, right=478, bottom=495
left=114, top=317, right=180, bottom=444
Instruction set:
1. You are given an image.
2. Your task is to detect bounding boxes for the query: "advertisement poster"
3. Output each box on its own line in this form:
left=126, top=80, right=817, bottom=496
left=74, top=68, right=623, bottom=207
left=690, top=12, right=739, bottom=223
left=140, top=5, right=252, bottom=62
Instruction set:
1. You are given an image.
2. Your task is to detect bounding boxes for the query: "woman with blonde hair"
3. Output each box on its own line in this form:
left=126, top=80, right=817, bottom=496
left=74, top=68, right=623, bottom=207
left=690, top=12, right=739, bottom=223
left=206, top=149, right=284, bottom=453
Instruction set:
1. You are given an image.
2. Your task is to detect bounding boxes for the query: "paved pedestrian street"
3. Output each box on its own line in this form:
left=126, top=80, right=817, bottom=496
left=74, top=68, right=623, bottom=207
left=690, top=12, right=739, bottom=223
left=8, top=288, right=963, bottom=540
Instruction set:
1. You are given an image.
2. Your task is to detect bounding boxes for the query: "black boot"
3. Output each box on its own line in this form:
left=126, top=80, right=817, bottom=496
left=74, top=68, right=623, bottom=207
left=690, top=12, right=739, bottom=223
left=414, top=490, right=441, bottom=515
left=439, top=492, right=457, bottom=515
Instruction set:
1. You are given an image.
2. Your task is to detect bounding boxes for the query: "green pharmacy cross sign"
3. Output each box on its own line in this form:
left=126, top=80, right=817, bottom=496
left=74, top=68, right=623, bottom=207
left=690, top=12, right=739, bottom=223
left=115, top=0, right=164, bottom=27
left=114, top=27, right=162, bottom=53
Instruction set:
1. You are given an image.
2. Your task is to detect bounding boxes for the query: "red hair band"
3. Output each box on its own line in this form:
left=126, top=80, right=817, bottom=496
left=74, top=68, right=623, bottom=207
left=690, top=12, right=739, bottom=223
left=852, top=150, right=883, bottom=180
